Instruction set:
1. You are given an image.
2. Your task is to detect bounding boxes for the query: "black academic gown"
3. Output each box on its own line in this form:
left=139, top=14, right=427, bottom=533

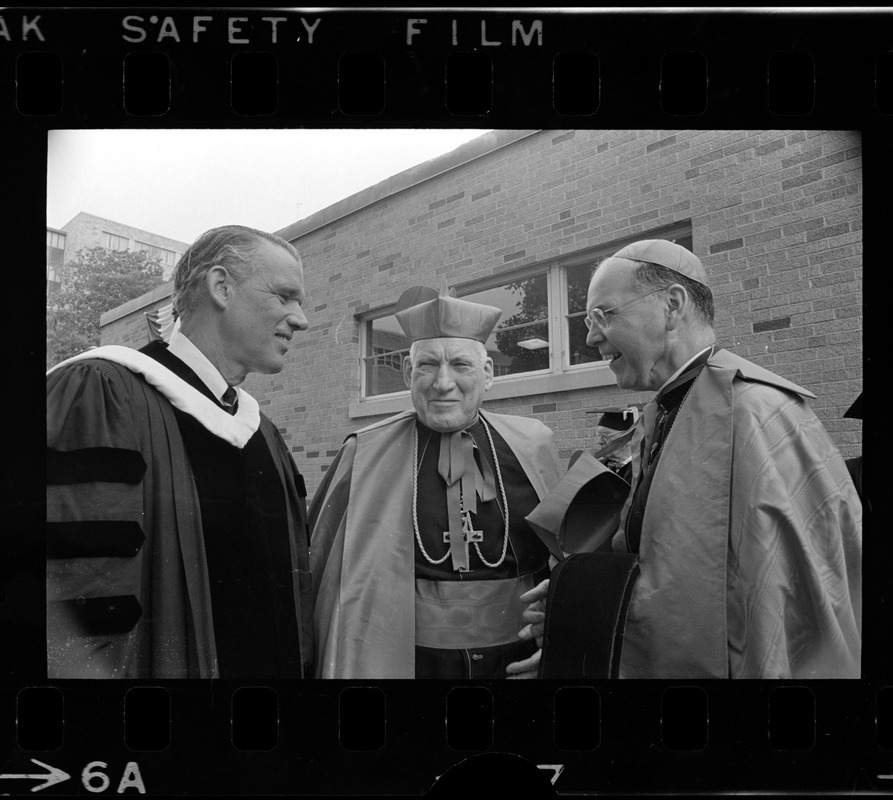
left=46, top=342, right=312, bottom=678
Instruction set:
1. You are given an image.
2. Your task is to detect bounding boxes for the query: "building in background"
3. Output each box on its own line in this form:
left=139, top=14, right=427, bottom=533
left=99, top=129, right=863, bottom=501
left=46, top=211, right=190, bottom=293
left=46, top=227, right=67, bottom=295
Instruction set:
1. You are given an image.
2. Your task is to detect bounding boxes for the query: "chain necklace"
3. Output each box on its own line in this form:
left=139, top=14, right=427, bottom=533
left=647, top=345, right=715, bottom=468
left=648, top=381, right=695, bottom=467
left=412, top=417, right=510, bottom=569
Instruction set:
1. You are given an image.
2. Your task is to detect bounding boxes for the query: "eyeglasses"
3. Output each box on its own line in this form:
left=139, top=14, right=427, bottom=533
left=583, top=285, right=671, bottom=331
left=593, top=426, right=630, bottom=447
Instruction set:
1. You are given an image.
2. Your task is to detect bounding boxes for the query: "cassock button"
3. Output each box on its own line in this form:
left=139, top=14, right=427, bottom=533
left=471, top=653, right=484, bottom=661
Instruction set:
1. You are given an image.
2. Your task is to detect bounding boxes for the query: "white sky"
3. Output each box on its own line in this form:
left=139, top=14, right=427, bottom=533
left=46, top=128, right=490, bottom=244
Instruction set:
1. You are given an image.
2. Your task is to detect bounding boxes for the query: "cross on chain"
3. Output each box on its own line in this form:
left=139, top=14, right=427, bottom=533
left=443, top=512, right=483, bottom=572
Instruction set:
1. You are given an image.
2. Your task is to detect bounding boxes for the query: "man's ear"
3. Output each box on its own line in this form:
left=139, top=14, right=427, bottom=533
left=206, top=265, right=232, bottom=310
left=483, top=357, right=494, bottom=390
left=402, top=354, right=413, bottom=389
left=664, top=284, right=688, bottom=331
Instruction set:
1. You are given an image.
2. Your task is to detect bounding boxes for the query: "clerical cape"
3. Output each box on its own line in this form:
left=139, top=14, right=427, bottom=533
left=612, top=348, right=862, bottom=678
left=309, top=409, right=564, bottom=678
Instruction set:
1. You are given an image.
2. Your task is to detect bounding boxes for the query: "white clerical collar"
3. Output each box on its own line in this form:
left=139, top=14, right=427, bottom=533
left=656, top=345, right=714, bottom=396
left=167, top=322, right=233, bottom=405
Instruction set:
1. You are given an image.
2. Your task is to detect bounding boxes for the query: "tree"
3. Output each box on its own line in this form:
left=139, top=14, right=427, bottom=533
left=493, top=269, right=602, bottom=372
left=46, top=247, right=166, bottom=368
left=494, top=276, right=551, bottom=373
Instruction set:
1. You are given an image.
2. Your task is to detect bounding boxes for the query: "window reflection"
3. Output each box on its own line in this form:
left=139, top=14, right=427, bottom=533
left=467, top=276, right=550, bottom=376
left=566, top=263, right=603, bottom=366
left=365, top=315, right=410, bottom=396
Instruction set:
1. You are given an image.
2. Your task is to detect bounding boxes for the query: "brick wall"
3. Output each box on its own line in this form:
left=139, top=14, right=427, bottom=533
left=101, top=129, right=863, bottom=500
left=100, top=281, right=174, bottom=346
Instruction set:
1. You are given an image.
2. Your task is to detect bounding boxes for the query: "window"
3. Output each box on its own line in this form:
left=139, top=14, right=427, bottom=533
left=135, top=241, right=178, bottom=268
left=364, top=315, right=410, bottom=397
left=101, top=231, right=130, bottom=251
left=356, top=222, right=692, bottom=412
left=467, top=276, right=551, bottom=377
left=565, top=261, right=606, bottom=367
left=361, top=271, right=563, bottom=399
left=46, top=230, right=66, bottom=292
left=361, top=274, right=554, bottom=396
left=46, top=230, right=66, bottom=253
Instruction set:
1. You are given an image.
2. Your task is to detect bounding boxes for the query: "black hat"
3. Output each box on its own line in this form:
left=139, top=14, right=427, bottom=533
left=587, top=405, right=641, bottom=431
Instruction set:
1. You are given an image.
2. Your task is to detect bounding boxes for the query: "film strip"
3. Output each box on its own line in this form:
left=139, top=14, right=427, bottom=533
left=4, top=6, right=890, bottom=796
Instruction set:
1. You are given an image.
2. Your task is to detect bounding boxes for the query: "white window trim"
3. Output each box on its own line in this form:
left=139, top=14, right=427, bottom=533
left=349, top=364, right=617, bottom=418
left=350, top=221, right=692, bottom=419
left=351, top=257, right=611, bottom=420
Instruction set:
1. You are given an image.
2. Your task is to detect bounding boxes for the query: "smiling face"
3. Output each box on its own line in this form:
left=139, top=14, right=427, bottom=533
left=219, top=239, right=308, bottom=380
left=403, top=337, right=494, bottom=432
left=585, top=258, right=673, bottom=391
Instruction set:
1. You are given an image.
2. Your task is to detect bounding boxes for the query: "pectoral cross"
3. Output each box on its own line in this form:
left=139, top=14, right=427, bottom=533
left=443, top=512, right=483, bottom=572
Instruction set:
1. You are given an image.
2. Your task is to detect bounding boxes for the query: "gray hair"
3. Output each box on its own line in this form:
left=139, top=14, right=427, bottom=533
left=408, top=339, right=489, bottom=365
left=594, top=257, right=715, bottom=327
left=172, top=225, right=300, bottom=320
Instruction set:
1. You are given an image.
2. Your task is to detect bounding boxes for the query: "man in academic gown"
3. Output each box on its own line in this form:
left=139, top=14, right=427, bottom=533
left=309, top=283, right=574, bottom=679
left=509, top=239, right=862, bottom=679
left=591, top=407, right=639, bottom=486
left=46, top=225, right=313, bottom=679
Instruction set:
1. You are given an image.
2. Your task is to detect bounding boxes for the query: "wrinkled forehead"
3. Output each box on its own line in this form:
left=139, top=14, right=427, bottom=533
left=587, top=257, right=637, bottom=308
left=413, top=337, right=482, bottom=362
left=257, top=240, right=304, bottom=280
left=272, top=240, right=303, bottom=274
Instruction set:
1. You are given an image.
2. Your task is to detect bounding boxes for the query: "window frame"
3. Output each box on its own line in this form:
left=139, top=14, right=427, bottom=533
left=350, top=221, right=692, bottom=419
left=46, top=230, right=66, bottom=251
left=101, top=231, right=131, bottom=252
left=134, top=240, right=178, bottom=267
left=46, top=230, right=67, bottom=290
left=358, top=320, right=411, bottom=401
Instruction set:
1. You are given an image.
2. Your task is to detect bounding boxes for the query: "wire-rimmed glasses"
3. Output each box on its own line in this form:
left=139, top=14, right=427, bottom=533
left=583, top=285, right=670, bottom=331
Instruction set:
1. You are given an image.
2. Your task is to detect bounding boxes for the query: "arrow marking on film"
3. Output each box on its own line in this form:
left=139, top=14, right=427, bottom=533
left=537, top=763, right=565, bottom=785
left=0, top=759, right=71, bottom=792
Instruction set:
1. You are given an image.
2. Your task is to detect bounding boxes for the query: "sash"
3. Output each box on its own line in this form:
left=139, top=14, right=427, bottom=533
left=415, top=574, right=535, bottom=649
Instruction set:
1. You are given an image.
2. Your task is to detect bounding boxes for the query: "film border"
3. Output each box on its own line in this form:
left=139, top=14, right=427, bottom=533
left=3, top=6, right=889, bottom=796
